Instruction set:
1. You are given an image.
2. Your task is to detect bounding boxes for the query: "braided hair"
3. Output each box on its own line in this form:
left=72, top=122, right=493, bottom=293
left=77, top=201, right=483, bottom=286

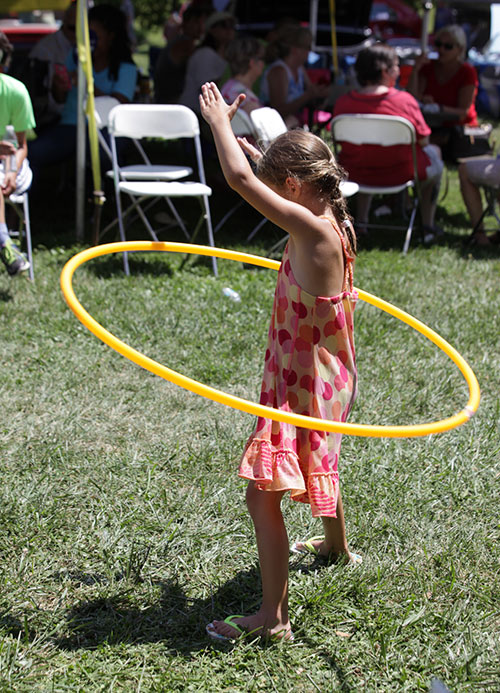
left=256, top=129, right=356, bottom=255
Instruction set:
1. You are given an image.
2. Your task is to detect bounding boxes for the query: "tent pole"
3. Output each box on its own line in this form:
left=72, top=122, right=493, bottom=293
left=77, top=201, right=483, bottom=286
left=309, top=0, right=318, bottom=51
left=75, top=0, right=87, bottom=243
left=421, top=1, right=434, bottom=53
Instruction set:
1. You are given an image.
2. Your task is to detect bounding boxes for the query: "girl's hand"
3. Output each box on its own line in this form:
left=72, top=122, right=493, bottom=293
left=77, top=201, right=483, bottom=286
left=199, top=81, right=246, bottom=126
left=0, top=141, right=15, bottom=157
left=237, top=136, right=263, bottom=163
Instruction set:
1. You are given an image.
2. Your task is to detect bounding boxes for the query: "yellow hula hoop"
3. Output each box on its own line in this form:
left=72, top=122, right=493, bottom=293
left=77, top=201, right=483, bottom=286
left=60, top=242, right=480, bottom=438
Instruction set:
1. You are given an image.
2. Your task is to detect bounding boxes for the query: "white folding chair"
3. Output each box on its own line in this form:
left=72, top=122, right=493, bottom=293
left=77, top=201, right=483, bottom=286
left=331, top=113, right=422, bottom=254
left=249, top=107, right=288, bottom=146
left=230, top=108, right=254, bottom=138
left=7, top=166, right=34, bottom=281
left=94, top=97, right=193, bottom=242
left=236, top=108, right=289, bottom=243
left=108, top=103, right=217, bottom=275
left=213, top=109, right=257, bottom=235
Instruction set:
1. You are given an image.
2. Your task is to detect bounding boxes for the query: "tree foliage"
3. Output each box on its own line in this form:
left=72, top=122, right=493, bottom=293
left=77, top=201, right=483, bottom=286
left=132, top=0, right=176, bottom=30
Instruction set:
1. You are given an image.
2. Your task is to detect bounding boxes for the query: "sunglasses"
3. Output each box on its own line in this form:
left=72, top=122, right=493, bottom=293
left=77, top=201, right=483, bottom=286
left=434, top=40, right=454, bottom=50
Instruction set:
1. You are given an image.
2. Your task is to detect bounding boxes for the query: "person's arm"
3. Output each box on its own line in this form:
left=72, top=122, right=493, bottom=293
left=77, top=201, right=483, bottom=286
left=199, top=82, right=326, bottom=240
left=406, top=53, right=429, bottom=100
left=96, top=62, right=137, bottom=104
left=266, top=65, right=322, bottom=118
left=439, top=83, right=475, bottom=121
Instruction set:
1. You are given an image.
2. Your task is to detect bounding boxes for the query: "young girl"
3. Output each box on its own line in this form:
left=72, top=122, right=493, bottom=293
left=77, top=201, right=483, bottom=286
left=199, top=82, right=359, bottom=642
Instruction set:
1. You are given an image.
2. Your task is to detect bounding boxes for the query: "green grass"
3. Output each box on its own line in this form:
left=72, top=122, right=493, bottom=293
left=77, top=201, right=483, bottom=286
left=0, top=151, right=499, bottom=692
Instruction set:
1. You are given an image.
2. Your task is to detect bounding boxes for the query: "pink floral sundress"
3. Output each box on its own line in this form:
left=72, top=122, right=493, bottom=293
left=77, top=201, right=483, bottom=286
left=239, top=217, right=358, bottom=517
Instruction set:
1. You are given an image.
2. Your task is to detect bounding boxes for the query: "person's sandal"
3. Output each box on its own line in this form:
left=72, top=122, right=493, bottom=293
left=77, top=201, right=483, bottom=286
left=290, top=536, right=362, bottom=564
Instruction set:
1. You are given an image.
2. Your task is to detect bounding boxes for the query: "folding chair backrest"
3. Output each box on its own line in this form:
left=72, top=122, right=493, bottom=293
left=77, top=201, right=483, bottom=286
left=94, top=96, right=120, bottom=130
left=331, top=114, right=416, bottom=147
left=250, top=107, right=287, bottom=147
left=108, top=104, right=200, bottom=140
left=231, top=108, right=255, bottom=138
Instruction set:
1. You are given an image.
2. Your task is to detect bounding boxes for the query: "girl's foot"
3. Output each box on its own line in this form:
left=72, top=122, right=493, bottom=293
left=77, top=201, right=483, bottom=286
left=206, top=612, right=293, bottom=642
left=469, top=230, right=492, bottom=247
left=291, top=536, right=362, bottom=563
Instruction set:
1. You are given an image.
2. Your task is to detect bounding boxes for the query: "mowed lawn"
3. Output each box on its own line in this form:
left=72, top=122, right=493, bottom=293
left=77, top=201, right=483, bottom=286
left=0, top=153, right=499, bottom=692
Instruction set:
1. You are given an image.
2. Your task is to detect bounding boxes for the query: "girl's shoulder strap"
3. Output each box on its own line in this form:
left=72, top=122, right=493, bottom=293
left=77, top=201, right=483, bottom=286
left=319, top=215, right=355, bottom=293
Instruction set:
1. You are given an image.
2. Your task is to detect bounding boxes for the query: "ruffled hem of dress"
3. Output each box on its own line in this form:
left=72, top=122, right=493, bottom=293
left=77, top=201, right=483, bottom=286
left=239, top=438, right=339, bottom=517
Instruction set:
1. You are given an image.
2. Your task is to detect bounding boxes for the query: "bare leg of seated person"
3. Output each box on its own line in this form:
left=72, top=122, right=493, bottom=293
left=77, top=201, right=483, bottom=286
left=458, top=161, right=495, bottom=246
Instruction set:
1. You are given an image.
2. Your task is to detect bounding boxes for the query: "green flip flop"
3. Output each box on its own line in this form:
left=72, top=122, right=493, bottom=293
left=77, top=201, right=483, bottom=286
left=206, top=615, right=295, bottom=643
left=290, top=535, right=325, bottom=556
left=206, top=614, right=246, bottom=642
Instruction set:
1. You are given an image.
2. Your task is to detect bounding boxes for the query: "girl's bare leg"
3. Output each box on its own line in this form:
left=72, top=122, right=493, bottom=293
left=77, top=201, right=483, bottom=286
left=209, top=482, right=293, bottom=640
left=294, top=489, right=352, bottom=560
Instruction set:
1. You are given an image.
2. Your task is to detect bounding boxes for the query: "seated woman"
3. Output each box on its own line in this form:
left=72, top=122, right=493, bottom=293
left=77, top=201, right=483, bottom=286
left=221, top=36, right=265, bottom=115
left=28, top=3, right=137, bottom=181
left=179, top=11, right=236, bottom=113
left=406, top=24, right=478, bottom=151
left=333, top=43, right=444, bottom=239
left=458, top=157, right=500, bottom=247
left=259, top=25, right=328, bottom=129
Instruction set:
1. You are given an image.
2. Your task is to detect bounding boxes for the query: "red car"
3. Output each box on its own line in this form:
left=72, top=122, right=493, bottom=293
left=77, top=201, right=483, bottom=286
left=369, top=0, right=422, bottom=39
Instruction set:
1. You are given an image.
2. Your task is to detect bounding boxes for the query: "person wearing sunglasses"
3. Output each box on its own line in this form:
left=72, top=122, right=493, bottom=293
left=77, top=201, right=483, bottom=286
left=406, top=24, right=478, bottom=146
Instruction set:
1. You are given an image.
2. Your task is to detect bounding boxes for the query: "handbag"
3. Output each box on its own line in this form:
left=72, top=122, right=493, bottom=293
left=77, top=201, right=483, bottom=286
left=449, top=123, right=493, bottom=162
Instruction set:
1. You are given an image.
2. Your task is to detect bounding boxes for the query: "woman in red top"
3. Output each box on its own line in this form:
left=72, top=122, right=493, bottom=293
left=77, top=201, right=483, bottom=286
left=407, top=24, right=478, bottom=143
left=333, top=44, right=443, bottom=239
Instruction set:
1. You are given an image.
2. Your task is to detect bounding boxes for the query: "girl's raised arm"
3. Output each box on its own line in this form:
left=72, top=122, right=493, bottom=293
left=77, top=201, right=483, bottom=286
left=199, top=82, right=322, bottom=238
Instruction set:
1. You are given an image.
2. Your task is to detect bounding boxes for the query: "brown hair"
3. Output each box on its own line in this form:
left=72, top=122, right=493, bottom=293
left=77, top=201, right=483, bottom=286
left=225, top=36, right=262, bottom=76
left=355, top=43, right=397, bottom=87
left=0, top=31, right=13, bottom=69
left=256, top=130, right=356, bottom=254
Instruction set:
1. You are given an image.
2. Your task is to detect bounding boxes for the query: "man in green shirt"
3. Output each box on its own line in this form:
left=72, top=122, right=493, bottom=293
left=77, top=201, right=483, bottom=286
left=0, top=32, right=36, bottom=276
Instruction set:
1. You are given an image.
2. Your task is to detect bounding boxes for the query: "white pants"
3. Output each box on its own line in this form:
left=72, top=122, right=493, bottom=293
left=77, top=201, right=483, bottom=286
left=0, top=158, right=33, bottom=195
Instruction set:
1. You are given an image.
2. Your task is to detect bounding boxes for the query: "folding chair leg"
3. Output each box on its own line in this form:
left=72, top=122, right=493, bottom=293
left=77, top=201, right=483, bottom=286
left=246, top=217, right=268, bottom=242
left=135, top=197, right=160, bottom=241
left=268, top=233, right=289, bottom=257
left=402, top=202, right=418, bottom=255
left=165, top=198, right=191, bottom=240
left=214, top=199, right=244, bottom=234
left=22, top=194, right=34, bottom=282
left=115, top=190, right=130, bottom=275
left=202, top=195, right=218, bottom=276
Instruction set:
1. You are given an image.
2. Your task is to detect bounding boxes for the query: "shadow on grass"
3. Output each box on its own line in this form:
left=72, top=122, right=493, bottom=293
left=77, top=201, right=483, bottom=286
left=0, top=287, right=14, bottom=302
left=83, top=254, right=177, bottom=279
left=42, top=568, right=263, bottom=654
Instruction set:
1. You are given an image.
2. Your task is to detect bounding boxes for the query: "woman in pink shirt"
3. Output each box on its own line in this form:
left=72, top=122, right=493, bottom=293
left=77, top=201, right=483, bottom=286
left=221, top=36, right=265, bottom=115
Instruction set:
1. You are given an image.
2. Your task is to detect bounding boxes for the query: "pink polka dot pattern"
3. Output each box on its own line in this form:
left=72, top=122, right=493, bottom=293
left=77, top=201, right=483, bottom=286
left=239, top=223, right=358, bottom=518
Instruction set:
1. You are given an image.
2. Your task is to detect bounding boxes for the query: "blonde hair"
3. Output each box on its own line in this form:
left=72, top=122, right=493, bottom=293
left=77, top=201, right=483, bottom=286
left=435, top=24, right=467, bottom=60
left=256, top=130, right=356, bottom=254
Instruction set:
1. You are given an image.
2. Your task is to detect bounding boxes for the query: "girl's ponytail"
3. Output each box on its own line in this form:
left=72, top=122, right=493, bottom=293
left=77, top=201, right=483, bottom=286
left=256, top=130, right=357, bottom=255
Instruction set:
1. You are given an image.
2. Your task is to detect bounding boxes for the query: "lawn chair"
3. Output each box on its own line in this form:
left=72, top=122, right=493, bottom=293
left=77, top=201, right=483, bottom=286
left=108, top=103, right=217, bottom=275
left=214, top=107, right=288, bottom=239
left=94, top=96, right=193, bottom=245
left=244, top=107, right=288, bottom=243
left=331, top=113, right=422, bottom=254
